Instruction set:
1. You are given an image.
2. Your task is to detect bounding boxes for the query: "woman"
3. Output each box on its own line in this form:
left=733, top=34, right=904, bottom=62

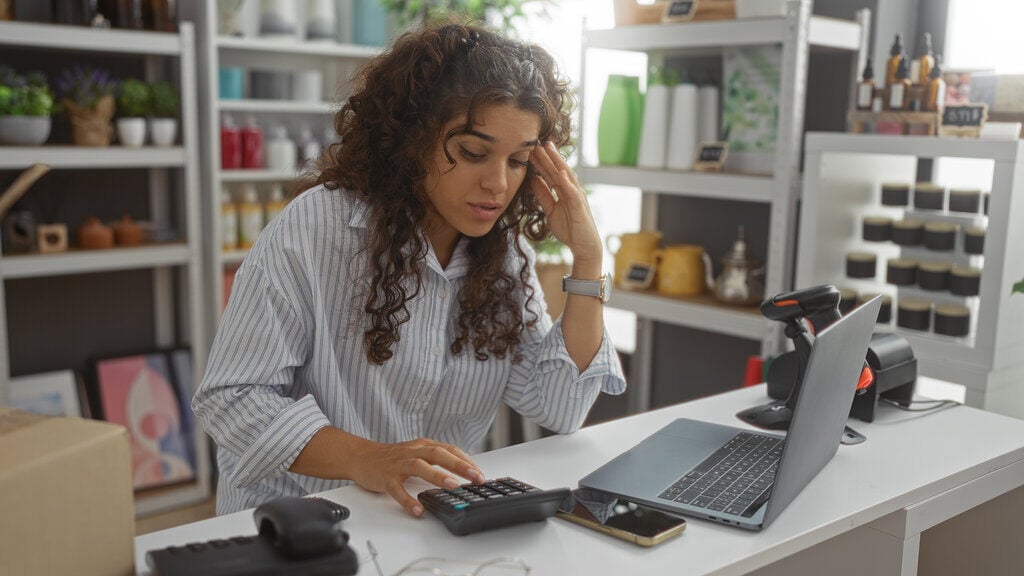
left=194, top=22, right=626, bottom=516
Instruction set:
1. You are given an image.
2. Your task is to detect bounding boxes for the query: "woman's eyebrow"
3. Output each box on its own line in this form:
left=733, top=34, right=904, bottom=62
left=465, top=129, right=539, bottom=149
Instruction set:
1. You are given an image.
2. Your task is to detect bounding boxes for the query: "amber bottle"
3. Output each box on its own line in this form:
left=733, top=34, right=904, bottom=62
left=924, top=55, right=945, bottom=112
left=857, top=58, right=876, bottom=111
left=887, top=57, right=912, bottom=111
left=915, top=33, right=935, bottom=85
left=886, top=33, right=904, bottom=87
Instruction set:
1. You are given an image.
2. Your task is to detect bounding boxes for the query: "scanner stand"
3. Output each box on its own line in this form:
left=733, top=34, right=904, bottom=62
left=736, top=319, right=812, bottom=431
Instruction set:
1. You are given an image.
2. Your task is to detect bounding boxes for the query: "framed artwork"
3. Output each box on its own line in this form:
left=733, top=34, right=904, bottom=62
left=93, top=351, right=196, bottom=491
left=8, top=370, right=82, bottom=417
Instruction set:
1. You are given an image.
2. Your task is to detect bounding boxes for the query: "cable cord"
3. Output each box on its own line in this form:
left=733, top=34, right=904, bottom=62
left=880, top=397, right=961, bottom=412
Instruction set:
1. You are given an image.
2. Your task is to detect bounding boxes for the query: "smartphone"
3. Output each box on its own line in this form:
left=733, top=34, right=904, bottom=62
left=555, top=489, right=687, bottom=547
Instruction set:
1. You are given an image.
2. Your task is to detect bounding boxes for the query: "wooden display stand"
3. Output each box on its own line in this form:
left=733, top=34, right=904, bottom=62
left=847, top=110, right=941, bottom=136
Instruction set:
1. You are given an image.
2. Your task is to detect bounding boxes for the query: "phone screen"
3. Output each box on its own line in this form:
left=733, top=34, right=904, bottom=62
left=556, top=489, right=686, bottom=544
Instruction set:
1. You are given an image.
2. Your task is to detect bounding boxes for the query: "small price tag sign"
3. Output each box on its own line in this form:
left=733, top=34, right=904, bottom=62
left=938, top=103, right=988, bottom=137
left=662, top=0, right=699, bottom=22
left=693, top=141, right=729, bottom=172
left=620, top=262, right=656, bottom=290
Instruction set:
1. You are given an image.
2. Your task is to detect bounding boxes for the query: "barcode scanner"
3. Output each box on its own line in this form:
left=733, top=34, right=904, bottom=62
left=253, top=496, right=351, bottom=560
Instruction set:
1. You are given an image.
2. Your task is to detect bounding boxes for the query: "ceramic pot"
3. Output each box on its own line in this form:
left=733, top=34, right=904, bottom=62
left=606, top=230, right=662, bottom=286
left=0, top=116, right=52, bottom=145
left=150, top=118, right=177, bottom=146
left=116, top=117, right=147, bottom=147
left=114, top=214, right=144, bottom=246
left=306, top=0, right=336, bottom=41
left=259, top=0, right=298, bottom=37
left=64, top=95, right=115, bottom=146
left=78, top=216, right=114, bottom=249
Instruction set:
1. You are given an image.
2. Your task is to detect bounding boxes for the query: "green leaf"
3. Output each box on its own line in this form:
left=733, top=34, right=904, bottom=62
left=1013, top=278, right=1024, bottom=295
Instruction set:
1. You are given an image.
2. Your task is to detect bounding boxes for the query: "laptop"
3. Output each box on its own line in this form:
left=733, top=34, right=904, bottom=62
left=579, top=296, right=882, bottom=531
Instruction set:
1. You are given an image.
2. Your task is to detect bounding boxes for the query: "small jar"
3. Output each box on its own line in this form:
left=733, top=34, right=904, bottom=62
left=949, top=265, right=981, bottom=296
left=881, top=182, right=910, bottom=206
left=948, top=188, right=981, bottom=213
left=886, top=258, right=918, bottom=286
left=862, top=216, right=893, bottom=242
left=934, top=304, right=971, bottom=337
left=891, top=219, right=924, bottom=246
left=897, top=298, right=933, bottom=331
left=913, top=182, right=945, bottom=210
left=964, top=226, right=986, bottom=255
left=917, top=261, right=950, bottom=291
left=846, top=251, right=877, bottom=279
left=839, top=287, right=858, bottom=315
left=922, top=221, right=958, bottom=251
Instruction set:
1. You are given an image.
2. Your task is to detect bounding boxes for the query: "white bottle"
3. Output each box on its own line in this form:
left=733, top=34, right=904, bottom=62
left=220, top=188, right=238, bottom=251
left=266, top=125, right=297, bottom=172
left=264, top=185, right=288, bottom=223
left=298, top=125, right=323, bottom=171
left=637, top=82, right=671, bottom=169
left=238, top=185, right=265, bottom=249
left=666, top=83, right=700, bottom=171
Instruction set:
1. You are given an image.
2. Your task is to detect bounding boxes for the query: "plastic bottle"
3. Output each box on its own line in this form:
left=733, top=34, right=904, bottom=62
left=266, top=124, right=296, bottom=172
left=237, top=184, right=264, bottom=249
left=220, top=188, right=238, bottom=250
left=912, top=33, right=934, bottom=86
left=666, top=81, right=699, bottom=171
left=924, top=55, right=945, bottom=112
left=597, top=74, right=643, bottom=166
left=886, top=57, right=912, bottom=111
left=297, top=125, right=323, bottom=171
left=637, top=67, right=672, bottom=169
left=857, top=58, right=876, bottom=111
left=220, top=114, right=242, bottom=170
left=240, top=116, right=264, bottom=169
left=885, top=33, right=904, bottom=88
left=264, top=185, right=289, bottom=223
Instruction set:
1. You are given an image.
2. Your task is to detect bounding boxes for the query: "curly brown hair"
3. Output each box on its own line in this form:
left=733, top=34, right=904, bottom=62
left=314, top=23, right=574, bottom=365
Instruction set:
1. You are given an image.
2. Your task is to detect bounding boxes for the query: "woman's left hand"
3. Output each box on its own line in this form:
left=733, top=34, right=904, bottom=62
left=528, top=141, right=603, bottom=269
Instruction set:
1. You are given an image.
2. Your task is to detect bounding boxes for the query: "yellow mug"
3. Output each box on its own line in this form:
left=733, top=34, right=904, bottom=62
left=606, top=230, right=662, bottom=286
left=654, top=244, right=711, bottom=297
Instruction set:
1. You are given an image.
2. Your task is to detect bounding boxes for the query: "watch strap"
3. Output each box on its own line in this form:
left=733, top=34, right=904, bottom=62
left=561, top=273, right=611, bottom=303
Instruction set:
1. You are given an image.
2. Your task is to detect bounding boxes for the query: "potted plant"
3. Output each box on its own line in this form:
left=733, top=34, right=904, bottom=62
left=379, top=0, right=548, bottom=33
left=148, top=81, right=179, bottom=147
left=55, top=65, right=119, bottom=146
left=0, top=67, right=56, bottom=146
left=115, top=78, right=150, bottom=147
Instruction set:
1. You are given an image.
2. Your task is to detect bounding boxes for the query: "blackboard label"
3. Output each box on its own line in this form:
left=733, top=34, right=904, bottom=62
left=663, top=0, right=698, bottom=22
left=621, top=262, right=656, bottom=289
left=941, top=104, right=987, bottom=128
left=694, top=141, right=729, bottom=171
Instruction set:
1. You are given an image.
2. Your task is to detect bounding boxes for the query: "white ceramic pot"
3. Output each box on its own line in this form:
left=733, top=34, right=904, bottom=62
left=0, top=116, right=52, bottom=145
left=306, top=0, right=337, bottom=41
left=116, top=117, right=147, bottom=147
left=149, top=118, right=178, bottom=147
left=259, top=0, right=298, bottom=37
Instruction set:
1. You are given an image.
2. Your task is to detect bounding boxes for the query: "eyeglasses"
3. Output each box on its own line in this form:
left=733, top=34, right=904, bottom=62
left=363, top=540, right=532, bottom=576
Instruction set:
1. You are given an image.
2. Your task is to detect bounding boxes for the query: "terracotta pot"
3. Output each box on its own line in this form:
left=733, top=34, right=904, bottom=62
left=78, top=216, right=114, bottom=249
left=113, top=215, right=144, bottom=246
left=64, top=95, right=115, bottom=146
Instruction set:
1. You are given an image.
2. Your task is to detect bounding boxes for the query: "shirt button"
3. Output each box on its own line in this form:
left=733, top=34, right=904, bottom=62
left=439, top=289, right=448, bottom=299
left=431, top=346, right=440, bottom=356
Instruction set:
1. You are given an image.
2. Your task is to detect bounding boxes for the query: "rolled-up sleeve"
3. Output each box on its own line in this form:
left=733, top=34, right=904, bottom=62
left=192, top=263, right=330, bottom=488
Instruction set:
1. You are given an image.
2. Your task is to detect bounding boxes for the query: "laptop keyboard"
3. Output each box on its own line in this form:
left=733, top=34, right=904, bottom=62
left=657, top=431, right=782, bottom=518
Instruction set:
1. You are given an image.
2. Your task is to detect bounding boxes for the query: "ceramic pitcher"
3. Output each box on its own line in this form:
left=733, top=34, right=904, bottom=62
left=606, top=230, right=662, bottom=286
left=654, top=244, right=710, bottom=297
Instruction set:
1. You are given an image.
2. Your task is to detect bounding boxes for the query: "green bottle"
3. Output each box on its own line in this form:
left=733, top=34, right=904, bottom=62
left=598, top=75, right=643, bottom=166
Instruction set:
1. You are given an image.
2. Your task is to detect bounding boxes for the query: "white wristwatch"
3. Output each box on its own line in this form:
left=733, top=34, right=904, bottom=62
left=561, top=273, right=612, bottom=303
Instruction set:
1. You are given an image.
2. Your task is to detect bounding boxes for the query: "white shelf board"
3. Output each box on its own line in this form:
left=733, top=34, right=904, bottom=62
left=578, top=165, right=774, bottom=203
left=608, top=290, right=764, bottom=340
left=1, top=244, right=192, bottom=279
left=0, top=146, right=186, bottom=169
left=584, top=15, right=860, bottom=53
left=218, top=99, right=337, bottom=114
left=219, top=169, right=301, bottom=182
left=216, top=36, right=381, bottom=59
left=0, top=20, right=182, bottom=55
left=805, top=133, right=1024, bottom=162
left=222, top=250, right=249, bottom=265
left=135, top=481, right=211, bottom=517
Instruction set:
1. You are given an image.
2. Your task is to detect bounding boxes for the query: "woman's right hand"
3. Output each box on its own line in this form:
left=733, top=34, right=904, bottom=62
left=290, top=427, right=486, bottom=517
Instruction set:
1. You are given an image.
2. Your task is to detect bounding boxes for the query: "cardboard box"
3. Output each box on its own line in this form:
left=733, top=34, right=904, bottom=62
left=0, top=407, right=135, bottom=575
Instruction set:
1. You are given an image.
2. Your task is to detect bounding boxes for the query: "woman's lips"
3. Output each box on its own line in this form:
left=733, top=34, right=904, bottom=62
left=469, top=202, right=501, bottom=219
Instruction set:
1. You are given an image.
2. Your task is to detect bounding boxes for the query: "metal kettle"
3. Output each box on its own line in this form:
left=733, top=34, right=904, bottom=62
left=704, top=226, right=765, bottom=305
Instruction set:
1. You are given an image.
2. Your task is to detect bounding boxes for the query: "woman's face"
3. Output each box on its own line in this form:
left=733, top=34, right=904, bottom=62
left=422, top=103, right=541, bottom=257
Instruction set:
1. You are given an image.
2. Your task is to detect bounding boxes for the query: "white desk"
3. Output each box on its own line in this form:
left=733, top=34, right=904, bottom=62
left=135, top=380, right=1024, bottom=575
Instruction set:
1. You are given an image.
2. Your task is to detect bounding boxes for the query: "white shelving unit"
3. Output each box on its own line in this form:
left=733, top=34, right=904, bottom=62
left=0, top=21, right=210, bottom=517
left=579, top=2, right=868, bottom=411
left=799, top=133, right=1024, bottom=418
left=183, top=0, right=381, bottom=340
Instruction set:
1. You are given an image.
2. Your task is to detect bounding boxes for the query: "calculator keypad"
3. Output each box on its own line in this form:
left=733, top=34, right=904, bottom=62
left=417, top=477, right=569, bottom=536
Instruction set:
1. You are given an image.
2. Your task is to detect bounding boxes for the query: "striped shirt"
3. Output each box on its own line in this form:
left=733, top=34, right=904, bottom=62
left=194, top=185, right=626, bottom=514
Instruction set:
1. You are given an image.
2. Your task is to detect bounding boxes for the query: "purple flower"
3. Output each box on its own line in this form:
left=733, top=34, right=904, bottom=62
left=55, top=65, right=120, bottom=109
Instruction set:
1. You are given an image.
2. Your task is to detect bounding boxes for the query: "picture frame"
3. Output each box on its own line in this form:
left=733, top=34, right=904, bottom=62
left=92, top=350, right=196, bottom=491
left=8, top=370, right=82, bottom=417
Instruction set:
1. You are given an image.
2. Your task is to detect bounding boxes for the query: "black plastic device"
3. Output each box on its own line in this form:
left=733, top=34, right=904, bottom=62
left=146, top=497, right=357, bottom=576
left=418, top=477, right=570, bottom=536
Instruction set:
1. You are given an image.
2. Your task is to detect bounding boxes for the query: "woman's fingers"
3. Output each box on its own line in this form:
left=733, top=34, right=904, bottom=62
left=385, top=480, right=424, bottom=517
